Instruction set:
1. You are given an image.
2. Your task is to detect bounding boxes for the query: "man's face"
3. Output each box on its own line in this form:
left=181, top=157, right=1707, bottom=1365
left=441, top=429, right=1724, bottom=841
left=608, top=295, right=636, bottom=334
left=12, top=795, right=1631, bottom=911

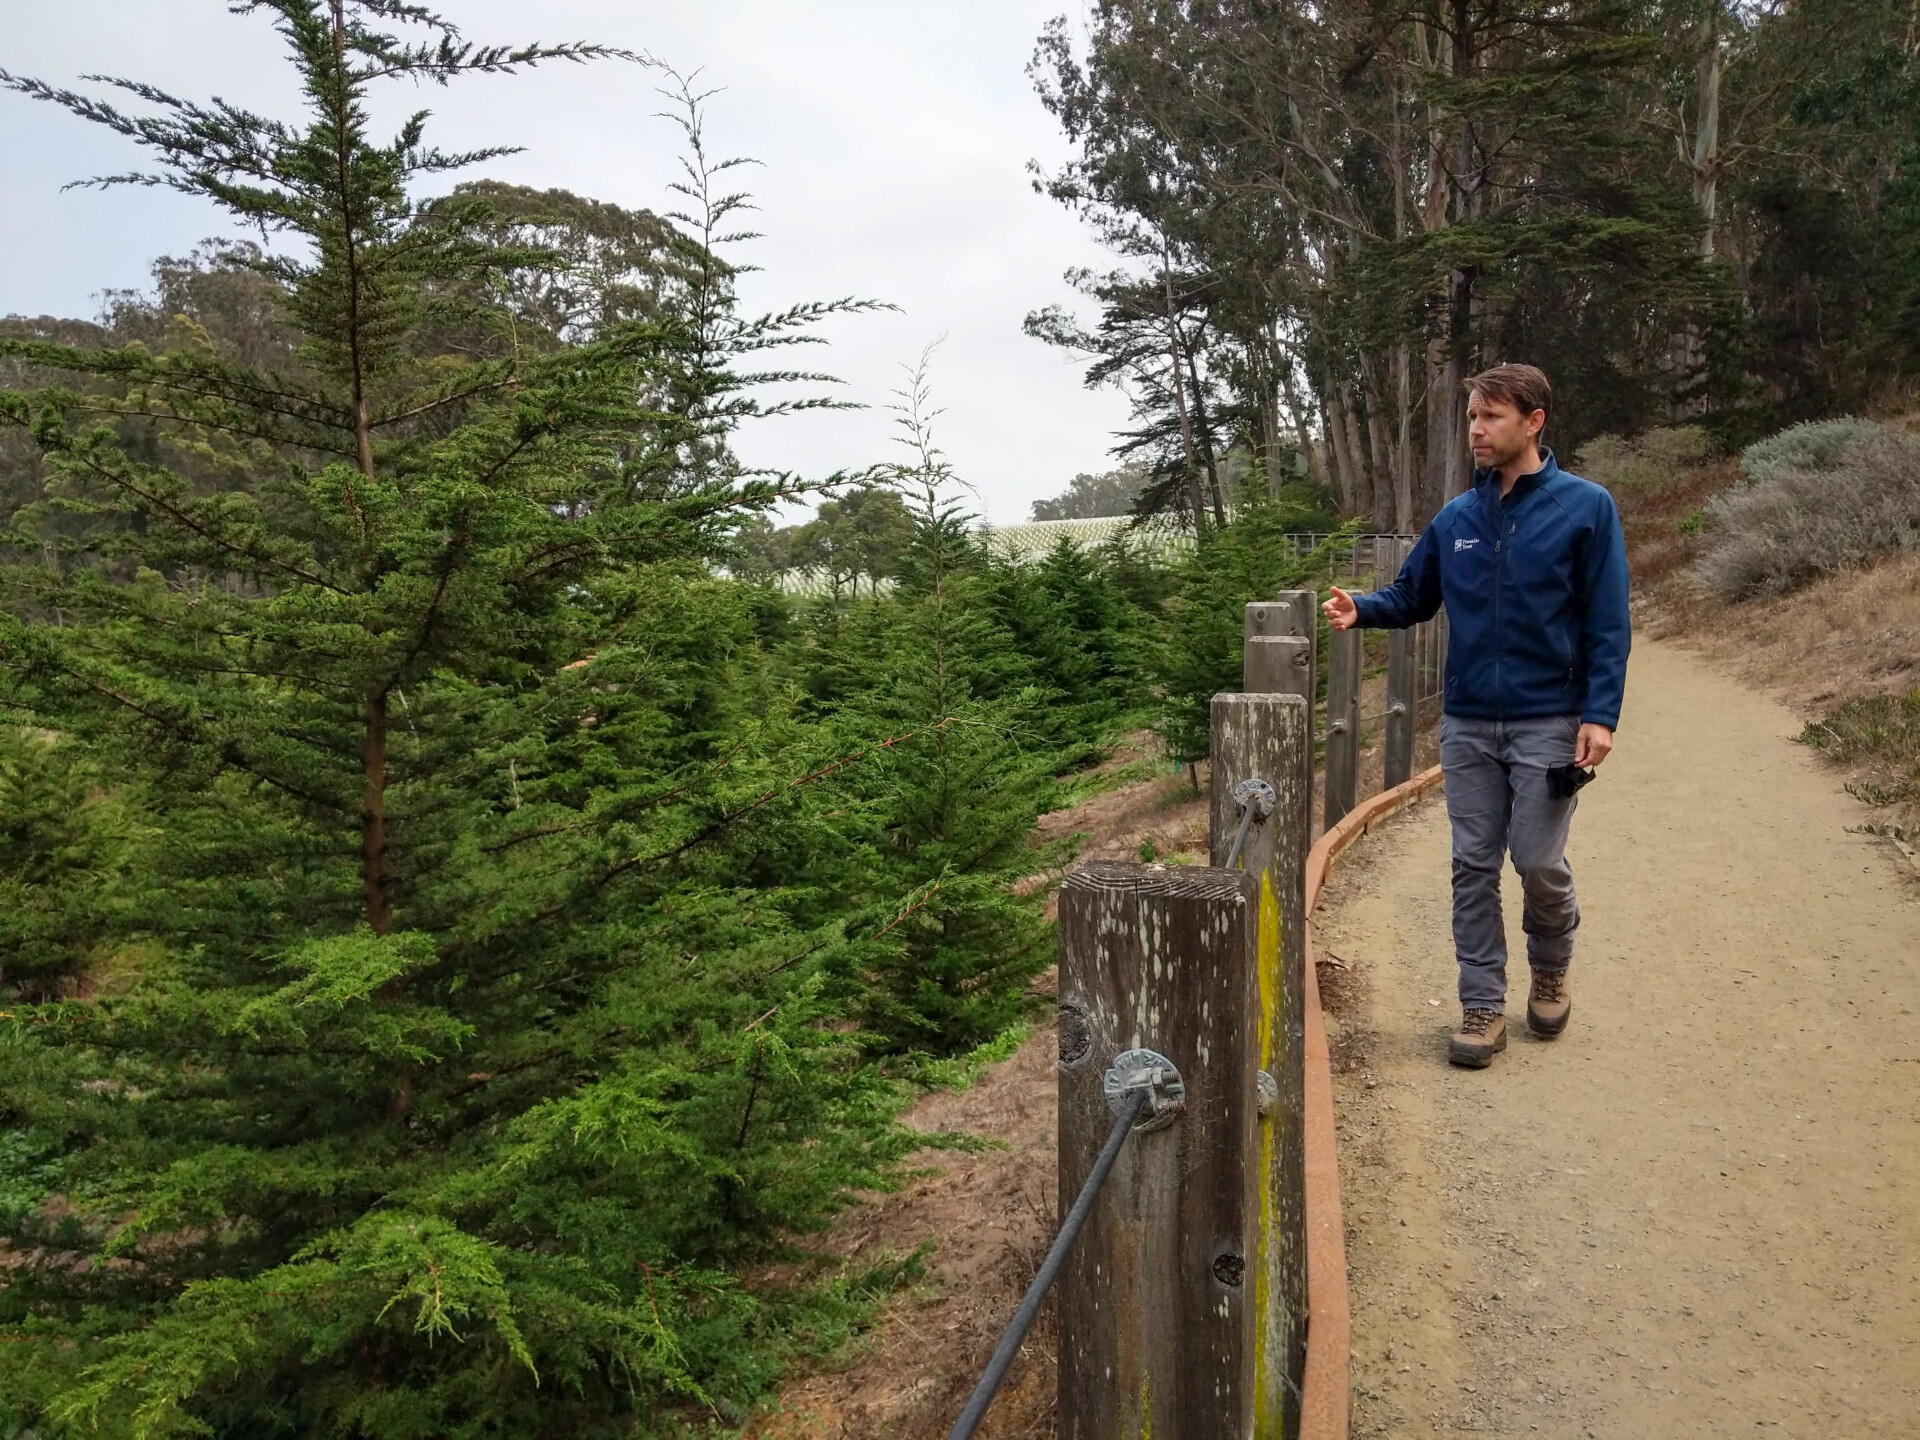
left=1467, top=391, right=1546, bottom=471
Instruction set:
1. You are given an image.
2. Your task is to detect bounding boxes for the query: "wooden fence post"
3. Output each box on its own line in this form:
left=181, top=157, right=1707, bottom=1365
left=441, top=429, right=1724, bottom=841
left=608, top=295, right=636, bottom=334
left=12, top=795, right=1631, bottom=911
left=1245, top=638, right=1312, bottom=700
left=1324, top=627, right=1361, bottom=830
left=1058, top=862, right=1261, bottom=1440
left=1274, top=591, right=1320, bottom=687
left=1385, top=625, right=1416, bottom=789
left=1209, top=693, right=1312, bottom=1439
left=1273, top=588, right=1318, bottom=684
left=1245, top=603, right=1313, bottom=700
left=1246, top=598, right=1316, bottom=826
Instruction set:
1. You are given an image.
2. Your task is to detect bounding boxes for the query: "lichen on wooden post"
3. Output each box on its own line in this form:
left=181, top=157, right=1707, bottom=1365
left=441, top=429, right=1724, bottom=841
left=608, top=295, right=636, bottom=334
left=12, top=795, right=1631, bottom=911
left=1208, top=693, right=1312, bottom=1438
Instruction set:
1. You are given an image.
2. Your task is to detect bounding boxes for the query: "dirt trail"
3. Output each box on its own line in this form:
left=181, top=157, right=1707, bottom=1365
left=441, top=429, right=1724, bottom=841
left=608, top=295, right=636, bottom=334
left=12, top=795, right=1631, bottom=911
left=1320, top=639, right=1920, bottom=1437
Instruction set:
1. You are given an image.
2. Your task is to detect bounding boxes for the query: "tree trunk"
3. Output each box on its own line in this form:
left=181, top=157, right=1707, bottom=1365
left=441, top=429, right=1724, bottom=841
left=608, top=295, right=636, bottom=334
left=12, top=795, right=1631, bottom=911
left=1263, top=326, right=1295, bottom=482
left=1162, top=251, right=1216, bottom=531
left=1362, top=381, right=1398, bottom=531
left=1186, top=344, right=1228, bottom=519
left=1393, top=342, right=1418, bottom=526
left=1384, top=58, right=1421, bottom=529
left=1692, top=0, right=1723, bottom=260
left=1323, top=387, right=1359, bottom=515
left=1442, top=343, right=1471, bottom=502
left=1338, top=381, right=1373, bottom=523
left=1442, top=0, right=1479, bottom=505
left=1277, top=351, right=1328, bottom=492
left=1671, top=0, right=1724, bottom=416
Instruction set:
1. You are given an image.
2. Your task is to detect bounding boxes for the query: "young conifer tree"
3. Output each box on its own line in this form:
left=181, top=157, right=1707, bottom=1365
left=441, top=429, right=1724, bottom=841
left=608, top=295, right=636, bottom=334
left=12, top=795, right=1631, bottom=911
left=1151, top=477, right=1348, bottom=769
left=0, top=6, right=905, bottom=1434
left=806, top=358, right=1061, bottom=1053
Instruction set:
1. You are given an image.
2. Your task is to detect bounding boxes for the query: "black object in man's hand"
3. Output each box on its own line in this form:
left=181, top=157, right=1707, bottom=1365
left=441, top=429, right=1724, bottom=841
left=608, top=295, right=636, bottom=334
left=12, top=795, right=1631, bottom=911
left=1546, top=763, right=1595, bottom=800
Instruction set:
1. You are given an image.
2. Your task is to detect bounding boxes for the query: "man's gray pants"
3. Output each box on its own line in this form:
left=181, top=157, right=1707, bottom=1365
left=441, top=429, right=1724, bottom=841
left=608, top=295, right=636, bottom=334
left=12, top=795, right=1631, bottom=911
left=1439, top=713, right=1582, bottom=1013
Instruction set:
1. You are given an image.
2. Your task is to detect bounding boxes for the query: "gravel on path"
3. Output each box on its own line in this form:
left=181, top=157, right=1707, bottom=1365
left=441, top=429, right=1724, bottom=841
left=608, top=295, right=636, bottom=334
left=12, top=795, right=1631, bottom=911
left=1319, top=638, right=1920, bottom=1439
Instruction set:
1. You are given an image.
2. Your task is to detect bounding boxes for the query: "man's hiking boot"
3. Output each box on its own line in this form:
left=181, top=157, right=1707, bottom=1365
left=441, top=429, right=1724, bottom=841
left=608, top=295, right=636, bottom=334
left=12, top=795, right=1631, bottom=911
left=1528, top=969, right=1572, bottom=1038
left=1449, top=1008, right=1507, bottom=1068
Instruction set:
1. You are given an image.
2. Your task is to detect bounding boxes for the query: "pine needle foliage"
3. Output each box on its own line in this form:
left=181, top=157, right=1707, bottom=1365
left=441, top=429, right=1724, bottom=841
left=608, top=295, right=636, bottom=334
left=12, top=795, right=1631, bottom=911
left=787, top=359, right=1062, bottom=1055
left=1151, top=482, right=1351, bottom=768
left=0, top=728, right=150, bottom=1004
left=0, top=7, right=917, bottom=1435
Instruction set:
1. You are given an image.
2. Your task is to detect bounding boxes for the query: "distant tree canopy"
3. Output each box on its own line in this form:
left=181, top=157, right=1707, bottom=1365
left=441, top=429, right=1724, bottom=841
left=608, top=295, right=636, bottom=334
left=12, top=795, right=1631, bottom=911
left=1029, top=0, right=1920, bottom=532
left=1030, top=463, right=1149, bottom=520
left=740, top=484, right=916, bottom=594
left=439, top=180, right=685, bottom=344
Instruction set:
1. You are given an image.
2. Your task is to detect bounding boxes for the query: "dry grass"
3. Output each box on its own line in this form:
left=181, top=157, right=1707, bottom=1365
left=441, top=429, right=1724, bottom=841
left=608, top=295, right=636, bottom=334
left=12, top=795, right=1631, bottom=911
left=1803, top=688, right=1920, bottom=818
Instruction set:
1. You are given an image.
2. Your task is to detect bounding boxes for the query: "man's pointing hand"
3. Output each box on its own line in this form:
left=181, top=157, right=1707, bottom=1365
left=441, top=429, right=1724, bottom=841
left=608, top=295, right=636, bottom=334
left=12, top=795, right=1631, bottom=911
left=1323, top=585, right=1359, bottom=632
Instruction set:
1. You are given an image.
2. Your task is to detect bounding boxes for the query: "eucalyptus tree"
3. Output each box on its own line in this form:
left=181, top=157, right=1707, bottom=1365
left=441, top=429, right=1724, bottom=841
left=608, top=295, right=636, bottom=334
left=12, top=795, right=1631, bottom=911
left=1033, top=0, right=1735, bottom=526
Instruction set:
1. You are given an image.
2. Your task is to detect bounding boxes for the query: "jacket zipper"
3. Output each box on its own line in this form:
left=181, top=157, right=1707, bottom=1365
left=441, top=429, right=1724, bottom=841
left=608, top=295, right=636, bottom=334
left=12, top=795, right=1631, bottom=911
left=1492, top=494, right=1503, bottom=717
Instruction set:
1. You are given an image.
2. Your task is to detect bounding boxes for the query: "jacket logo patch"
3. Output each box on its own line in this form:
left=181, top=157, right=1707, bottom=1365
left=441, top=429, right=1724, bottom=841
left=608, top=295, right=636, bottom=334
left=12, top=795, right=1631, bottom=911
left=1454, top=537, right=1479, bottom=552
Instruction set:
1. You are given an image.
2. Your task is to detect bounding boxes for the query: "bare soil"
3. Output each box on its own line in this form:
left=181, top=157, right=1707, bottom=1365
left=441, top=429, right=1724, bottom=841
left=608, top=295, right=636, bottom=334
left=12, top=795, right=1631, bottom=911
left=1320, top=638, right=1920, bottom=1437
left=746, top=1022, right=1066, bottom=1440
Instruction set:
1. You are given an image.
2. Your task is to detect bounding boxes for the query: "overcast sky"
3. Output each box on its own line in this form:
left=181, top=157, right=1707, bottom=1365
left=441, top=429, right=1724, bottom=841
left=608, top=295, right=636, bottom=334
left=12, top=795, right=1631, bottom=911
left=0, top=1, right=1131, bottom=522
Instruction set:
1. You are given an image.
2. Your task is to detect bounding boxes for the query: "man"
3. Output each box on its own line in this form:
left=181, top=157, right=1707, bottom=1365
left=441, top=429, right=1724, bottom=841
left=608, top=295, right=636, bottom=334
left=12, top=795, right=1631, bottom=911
left=1322, top=364, right=1629, bottom=1068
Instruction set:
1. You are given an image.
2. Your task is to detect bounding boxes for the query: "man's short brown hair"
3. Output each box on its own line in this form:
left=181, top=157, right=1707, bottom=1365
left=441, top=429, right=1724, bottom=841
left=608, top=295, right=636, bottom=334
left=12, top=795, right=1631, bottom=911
left=1464, top=363, right=1552, bottom=422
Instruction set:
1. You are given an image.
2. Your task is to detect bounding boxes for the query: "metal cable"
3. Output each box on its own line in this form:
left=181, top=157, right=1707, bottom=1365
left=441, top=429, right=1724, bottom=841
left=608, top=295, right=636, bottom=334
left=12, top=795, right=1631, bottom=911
left=1224, top=800, right=1258, bottom=870
left=944, top=1088, right=1150, bottom=1440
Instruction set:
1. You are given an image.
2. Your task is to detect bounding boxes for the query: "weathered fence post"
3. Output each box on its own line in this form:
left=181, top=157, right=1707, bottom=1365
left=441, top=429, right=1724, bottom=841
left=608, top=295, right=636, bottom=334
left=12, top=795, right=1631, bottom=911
left=1245, top=601, right=1313, bottom=701
left=1058, top=862, right=1262, bottom=1440
left=1324, top=627, right=1361, bottom=830
left=1385, top=625, right=1416, bottom=789
left=1246, top=596, right=1316, bottom=845
left=1209, top=693, right=1312, bottom=1439
left=1273, top=588, right=1318, bottom=687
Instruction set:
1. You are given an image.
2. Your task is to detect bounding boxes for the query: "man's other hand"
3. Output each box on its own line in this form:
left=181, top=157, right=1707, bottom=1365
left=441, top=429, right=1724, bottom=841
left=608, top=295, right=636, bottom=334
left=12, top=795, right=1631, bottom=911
left=1575, top=723, right=1614, bottom=768
left=1323, top=585, right=1359, bottom=631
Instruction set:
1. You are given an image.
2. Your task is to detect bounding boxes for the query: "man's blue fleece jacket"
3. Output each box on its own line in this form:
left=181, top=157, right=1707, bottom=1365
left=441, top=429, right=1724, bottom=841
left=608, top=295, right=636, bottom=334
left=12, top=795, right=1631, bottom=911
left=1353, top=450, right=1631, bottom=730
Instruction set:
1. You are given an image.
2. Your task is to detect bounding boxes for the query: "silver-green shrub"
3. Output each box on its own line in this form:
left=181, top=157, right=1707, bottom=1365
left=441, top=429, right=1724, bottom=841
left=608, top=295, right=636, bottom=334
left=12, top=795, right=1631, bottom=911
left=1695, top=418, right=1920, bottom=601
